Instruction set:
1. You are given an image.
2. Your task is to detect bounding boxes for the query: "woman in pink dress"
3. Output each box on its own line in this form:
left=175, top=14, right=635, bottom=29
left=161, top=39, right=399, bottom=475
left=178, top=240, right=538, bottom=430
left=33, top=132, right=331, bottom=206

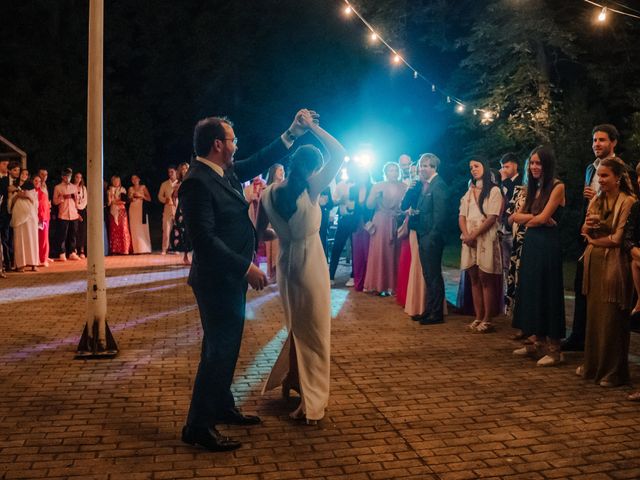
left=265, top=163, right=285, bottom=282
left=33, top=176, right=51, bottom=267
left=244, top=175, right=267, bottom=265
left=395, top=163, right=417, bottom=306
left=363, top=162, right=408, bottom=295
left=107, top=175, right=132, bottom=255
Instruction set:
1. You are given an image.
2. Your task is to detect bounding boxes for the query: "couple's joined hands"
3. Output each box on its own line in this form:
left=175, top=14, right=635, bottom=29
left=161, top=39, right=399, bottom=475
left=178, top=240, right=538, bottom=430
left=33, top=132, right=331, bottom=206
left=288, top=109, right=320, bottom=138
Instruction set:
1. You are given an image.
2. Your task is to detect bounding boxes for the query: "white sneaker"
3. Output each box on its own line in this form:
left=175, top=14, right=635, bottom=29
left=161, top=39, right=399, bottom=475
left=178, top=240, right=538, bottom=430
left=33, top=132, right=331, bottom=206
left=513, top=345, right=536, bottom=356
left=345, top=278, right=355, bottom=287
left=68, top=253, right=80, bottom=261
left=58, top=254, right=67, bottom=262
left=536, top=353, right=564, bottom=367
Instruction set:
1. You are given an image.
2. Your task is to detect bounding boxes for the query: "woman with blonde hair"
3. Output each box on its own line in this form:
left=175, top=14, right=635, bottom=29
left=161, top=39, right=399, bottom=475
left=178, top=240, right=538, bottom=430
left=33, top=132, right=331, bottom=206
left=363, top=162, right=408, bottom=295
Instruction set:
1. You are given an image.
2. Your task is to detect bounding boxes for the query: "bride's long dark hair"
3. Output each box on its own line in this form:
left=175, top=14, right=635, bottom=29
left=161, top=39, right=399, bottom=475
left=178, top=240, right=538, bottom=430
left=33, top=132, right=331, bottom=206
left=272, top=145, right=324, bottom=221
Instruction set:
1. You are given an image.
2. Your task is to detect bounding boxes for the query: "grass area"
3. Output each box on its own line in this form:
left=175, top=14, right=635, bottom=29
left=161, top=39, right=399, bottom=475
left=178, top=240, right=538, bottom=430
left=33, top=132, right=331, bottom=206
left=442, top=242, right=577, bottom=292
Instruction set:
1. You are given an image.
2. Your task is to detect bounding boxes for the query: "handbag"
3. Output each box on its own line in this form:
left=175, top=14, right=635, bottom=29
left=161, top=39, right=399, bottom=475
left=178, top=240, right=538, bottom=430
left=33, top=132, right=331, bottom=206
left=363, top=220, right=376, bottom=235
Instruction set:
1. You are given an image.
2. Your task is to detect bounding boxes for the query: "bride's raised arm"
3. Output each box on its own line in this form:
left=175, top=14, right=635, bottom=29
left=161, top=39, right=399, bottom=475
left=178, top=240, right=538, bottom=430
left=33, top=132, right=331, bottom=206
left=306, top=122, right=347, bottom=200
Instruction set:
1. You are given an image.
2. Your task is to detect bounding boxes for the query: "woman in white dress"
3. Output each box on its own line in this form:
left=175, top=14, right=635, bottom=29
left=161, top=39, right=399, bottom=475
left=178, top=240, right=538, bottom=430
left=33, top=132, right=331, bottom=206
left=9, top=169, right=39, bottom=272
left=459, top=158, right=503, bottom=333
left=259, top=117, right=346, bottom=424
left=128, top=174, right=152, bottom=254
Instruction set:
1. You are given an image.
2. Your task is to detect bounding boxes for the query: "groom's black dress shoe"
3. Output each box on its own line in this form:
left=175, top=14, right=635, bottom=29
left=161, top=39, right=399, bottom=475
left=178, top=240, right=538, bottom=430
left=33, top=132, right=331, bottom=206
left=181, top=425, right=241, bottom=452
left=215, top=407, right=261, bottom=426
left=420, top=316, right=444, bottom=325
left=411, top=312, right=431, bottom=322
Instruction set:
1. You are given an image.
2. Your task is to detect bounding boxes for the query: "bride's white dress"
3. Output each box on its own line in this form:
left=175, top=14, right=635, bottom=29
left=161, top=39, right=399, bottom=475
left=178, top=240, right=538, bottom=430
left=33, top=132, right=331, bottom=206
left=261, top=185, right=331, bottom=421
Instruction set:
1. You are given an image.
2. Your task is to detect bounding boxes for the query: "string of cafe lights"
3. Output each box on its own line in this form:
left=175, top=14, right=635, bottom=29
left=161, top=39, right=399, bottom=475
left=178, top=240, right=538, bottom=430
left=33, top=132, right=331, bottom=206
left=340, top=0, right=640, bottom=123
left=341, top=0, right=497, bottom=124
left=581, top=0, right=640, bottom=21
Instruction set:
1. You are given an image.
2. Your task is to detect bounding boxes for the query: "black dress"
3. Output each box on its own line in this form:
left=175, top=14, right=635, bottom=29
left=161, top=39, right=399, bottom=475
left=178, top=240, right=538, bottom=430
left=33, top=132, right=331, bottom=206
left=171, top=203, right=192, bottom=253
left=513, top=199, right=565, bottom=339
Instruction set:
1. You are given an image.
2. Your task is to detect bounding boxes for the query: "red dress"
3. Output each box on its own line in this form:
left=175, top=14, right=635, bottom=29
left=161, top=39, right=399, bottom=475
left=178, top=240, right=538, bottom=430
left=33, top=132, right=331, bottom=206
left=395, top=235, right=411, bottom=306
left=36, top=187, right=50, bottom=264
left=108, top=186, right=132, bottom=255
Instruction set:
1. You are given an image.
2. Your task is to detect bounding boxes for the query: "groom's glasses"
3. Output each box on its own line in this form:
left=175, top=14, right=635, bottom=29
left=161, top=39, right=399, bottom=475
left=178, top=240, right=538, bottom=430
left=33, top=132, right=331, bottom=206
left=223, top=137, right=238, bottom=145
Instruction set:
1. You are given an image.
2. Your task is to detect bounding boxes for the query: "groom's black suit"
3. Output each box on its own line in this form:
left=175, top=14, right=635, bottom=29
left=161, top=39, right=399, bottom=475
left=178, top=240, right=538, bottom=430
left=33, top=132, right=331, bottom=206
left=179, top=138, right=289, bottom=428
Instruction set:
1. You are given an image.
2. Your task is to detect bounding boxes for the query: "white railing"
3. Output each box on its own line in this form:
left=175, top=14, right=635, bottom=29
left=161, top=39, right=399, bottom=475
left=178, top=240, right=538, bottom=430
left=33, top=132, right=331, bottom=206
left=0, top=135, right=27, bottom=168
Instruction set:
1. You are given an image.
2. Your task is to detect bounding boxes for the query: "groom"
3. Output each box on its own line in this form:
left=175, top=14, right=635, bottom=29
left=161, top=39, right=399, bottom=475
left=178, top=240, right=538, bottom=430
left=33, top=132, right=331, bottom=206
left=179, top=109, right=315, bottom=451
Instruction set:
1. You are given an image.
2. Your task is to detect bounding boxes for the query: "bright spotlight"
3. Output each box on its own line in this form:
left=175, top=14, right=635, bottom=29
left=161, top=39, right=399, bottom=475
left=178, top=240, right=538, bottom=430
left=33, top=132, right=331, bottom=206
left=341, top=168, right=349, bottom=181
left=344, top=155, right=351, bottom=163
left=370, top=32, right=378, bottom=42
left=344, top=5, right=352, bottom=15
left=455, top=104, right=465, bottom=113
left=393, top=54, right=401, bottom=64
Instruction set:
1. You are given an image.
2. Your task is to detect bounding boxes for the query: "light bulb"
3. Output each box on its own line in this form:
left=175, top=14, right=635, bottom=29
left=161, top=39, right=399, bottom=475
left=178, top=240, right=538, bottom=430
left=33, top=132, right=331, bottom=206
left=413, top=71, right=418, bottom=79
left=393, top=54, right=401, bottom=64
left=455, top=104, right=465, bottom=113
left=370, top=32, right=378, bottom=42
left=344, top=5, right=352, bottom=15
left=598, top=7, right=607, bottom=22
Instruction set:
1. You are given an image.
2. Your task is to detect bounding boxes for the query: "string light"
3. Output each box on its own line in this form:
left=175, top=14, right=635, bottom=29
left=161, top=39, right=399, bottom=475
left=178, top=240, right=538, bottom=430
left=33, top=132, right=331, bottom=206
left=581, top=0, right=640, bottom=21
left=338, top=0, right=494, bottom=123
left=598, top=6, right=607, bottom=21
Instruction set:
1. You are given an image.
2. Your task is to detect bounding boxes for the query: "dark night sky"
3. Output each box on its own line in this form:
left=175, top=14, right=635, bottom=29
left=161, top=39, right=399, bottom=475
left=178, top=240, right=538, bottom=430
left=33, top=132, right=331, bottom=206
left=0, top=0, right=457, bottom=183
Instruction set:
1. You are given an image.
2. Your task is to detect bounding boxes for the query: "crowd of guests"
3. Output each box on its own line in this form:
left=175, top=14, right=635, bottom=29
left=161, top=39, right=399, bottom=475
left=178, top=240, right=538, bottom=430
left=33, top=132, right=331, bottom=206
left=0, top=160, right=194, bottom=276
left=274, top=123, right=638, bottom=400
left=2, top=122, right=639, bottom=406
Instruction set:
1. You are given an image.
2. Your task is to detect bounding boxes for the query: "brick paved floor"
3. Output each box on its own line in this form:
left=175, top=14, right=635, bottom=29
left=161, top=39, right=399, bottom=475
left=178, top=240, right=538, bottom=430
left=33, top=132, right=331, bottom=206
left=1, top=255, right=639, bottom=480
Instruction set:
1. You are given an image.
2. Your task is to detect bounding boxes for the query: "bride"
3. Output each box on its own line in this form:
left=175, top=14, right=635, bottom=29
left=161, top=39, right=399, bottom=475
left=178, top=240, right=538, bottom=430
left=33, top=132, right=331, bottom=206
left=259, top=115, right=346, bottom=424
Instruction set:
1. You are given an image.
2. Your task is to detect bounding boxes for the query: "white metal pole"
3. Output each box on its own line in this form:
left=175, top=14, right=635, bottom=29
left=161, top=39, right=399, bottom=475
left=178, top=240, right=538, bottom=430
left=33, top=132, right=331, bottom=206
left=81, top=0, right=111, bottom=354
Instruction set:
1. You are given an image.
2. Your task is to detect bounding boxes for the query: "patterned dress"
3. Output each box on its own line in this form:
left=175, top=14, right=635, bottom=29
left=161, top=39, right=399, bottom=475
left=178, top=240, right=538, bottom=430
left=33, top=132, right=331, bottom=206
left=505, top=185, right=526, bottom=320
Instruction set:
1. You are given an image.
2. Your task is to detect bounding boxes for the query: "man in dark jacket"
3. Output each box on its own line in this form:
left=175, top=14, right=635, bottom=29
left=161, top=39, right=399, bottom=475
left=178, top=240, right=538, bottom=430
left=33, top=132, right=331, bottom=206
left=402, top=153, right=448, bottom=325
left=179, top=109, right=315, bottom=452
left=563, top=124, right=619, bottom=351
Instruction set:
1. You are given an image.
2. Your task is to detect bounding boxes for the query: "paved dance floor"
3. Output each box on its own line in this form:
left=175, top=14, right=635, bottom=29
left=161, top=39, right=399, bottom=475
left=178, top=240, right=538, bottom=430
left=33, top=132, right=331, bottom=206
left=1, top=255, right=639, bottom=479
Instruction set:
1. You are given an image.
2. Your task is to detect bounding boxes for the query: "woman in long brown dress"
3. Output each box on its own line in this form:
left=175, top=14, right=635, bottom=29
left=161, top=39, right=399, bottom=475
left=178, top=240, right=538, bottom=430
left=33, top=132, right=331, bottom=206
left=577, top=157, right=635, bottom=387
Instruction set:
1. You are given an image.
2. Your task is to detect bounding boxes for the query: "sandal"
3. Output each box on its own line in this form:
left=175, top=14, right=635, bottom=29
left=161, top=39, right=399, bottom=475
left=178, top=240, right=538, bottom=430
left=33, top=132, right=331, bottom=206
left=474, top=321, right=495, bottom=334
left=467, top=319, right=482, bottom=331
left=627, top=391, right=640, bottom=402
